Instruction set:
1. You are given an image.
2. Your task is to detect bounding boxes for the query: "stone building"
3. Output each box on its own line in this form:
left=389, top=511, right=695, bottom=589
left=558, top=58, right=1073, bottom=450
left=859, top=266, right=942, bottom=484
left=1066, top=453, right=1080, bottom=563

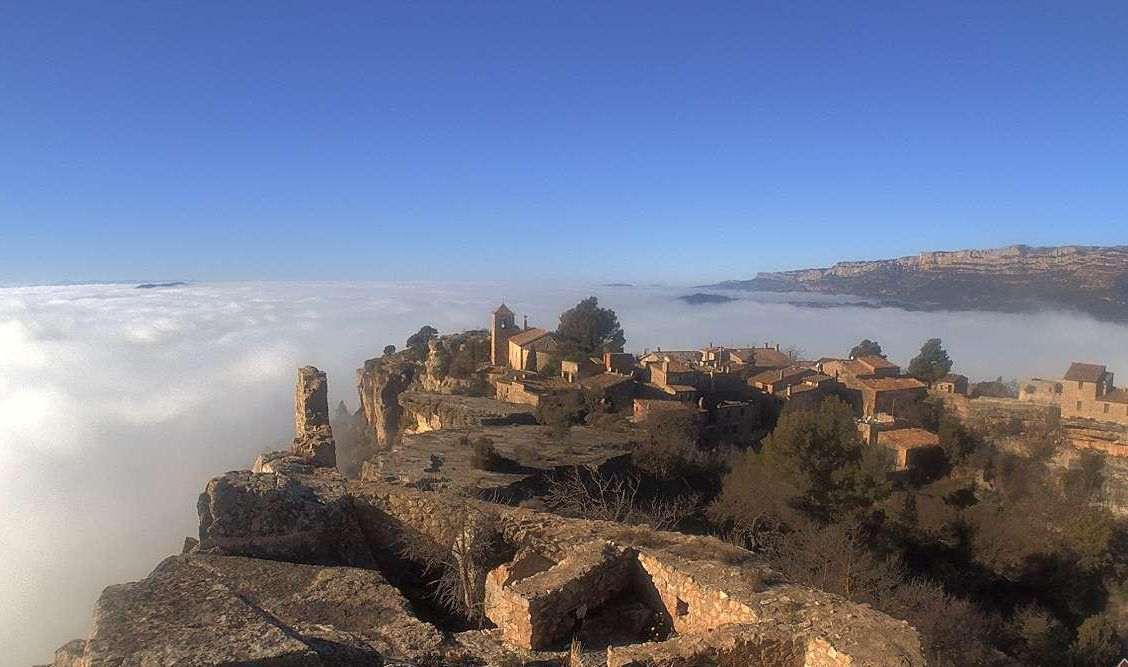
left=932, top=373, right=968, bottom=395
left=507, top=327, right=560, bottom=373
left=1019, top=377, right=1064, bottom=404
left=1017, top=363, right=1128, bottom=426
left=1061, top=362, right=1128, bottom=425
left=815, top=356, right=927, bottom=418
left=490, top=304, right=518, bottom=366
left=857, top=418, right=942, bottom=471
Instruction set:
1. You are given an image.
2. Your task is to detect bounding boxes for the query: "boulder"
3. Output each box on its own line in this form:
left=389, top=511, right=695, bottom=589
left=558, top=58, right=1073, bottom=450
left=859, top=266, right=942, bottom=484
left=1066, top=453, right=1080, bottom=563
left=196, top=467, right=373, bottom=567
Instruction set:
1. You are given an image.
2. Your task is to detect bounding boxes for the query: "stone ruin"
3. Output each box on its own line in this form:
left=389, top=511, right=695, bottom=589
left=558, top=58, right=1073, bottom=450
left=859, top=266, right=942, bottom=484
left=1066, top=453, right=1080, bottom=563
left=41, top=365, right=927, bottom=666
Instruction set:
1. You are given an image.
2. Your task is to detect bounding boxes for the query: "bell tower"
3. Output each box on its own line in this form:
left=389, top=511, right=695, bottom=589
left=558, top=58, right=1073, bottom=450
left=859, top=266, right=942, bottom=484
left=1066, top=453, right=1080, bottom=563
left=491, top=304, right=516, bottom=366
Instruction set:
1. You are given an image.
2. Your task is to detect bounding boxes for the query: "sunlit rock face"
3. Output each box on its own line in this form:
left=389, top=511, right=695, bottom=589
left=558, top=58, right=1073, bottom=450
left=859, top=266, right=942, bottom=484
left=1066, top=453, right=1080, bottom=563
left=290, top=366, right=336, bottom=468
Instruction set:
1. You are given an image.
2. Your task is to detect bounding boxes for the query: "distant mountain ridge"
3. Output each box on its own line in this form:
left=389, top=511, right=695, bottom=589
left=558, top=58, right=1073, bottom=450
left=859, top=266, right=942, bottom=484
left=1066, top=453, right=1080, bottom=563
left=704, top=244, right=1128, bottom=322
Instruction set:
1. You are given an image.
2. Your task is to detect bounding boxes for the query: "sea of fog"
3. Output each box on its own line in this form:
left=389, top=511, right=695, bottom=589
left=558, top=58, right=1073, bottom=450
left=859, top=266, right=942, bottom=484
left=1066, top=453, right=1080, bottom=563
left=3, top=280, right=1128, bottom=664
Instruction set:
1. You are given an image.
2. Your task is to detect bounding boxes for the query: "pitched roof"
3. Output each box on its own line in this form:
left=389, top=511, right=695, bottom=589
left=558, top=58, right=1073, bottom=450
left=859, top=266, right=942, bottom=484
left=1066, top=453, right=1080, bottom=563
left=878, top=428, right=941, bottom=450
left=856, top=354, right=898, bottom=371
left=938, top=374, right=967, bottom=383
left=1104, top=389, right=1128, bottom=405
left=857, top=377, right=928, bottom=392
left=1065, top=362, right=1108, bottom=383
left=508, top=328, right=552, bottom=347
left=493, top=303, right=514, bottom=316
left=749, top=366, right=811, bottom=385
left=580, top=373, right=634, bottom=390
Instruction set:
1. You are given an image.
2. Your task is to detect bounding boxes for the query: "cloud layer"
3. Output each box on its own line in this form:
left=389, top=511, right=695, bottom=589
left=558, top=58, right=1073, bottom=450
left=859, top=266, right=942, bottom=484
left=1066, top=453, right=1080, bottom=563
left=3, top=281, right=1127, bottom=664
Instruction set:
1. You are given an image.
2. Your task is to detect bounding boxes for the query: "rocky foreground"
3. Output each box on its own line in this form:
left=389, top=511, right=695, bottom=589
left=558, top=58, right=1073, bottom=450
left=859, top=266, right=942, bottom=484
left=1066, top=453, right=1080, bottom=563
left=705, top=244, right=1128, bottom=321
left=40, top=364, right=926, bottom=666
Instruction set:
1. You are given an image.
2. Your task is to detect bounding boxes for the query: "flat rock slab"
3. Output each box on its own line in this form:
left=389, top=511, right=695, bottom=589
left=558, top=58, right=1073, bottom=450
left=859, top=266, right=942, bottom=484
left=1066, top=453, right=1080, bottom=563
left=363, top=425, right=637, bottom=496
left=82, top=554, right=443, bottom=667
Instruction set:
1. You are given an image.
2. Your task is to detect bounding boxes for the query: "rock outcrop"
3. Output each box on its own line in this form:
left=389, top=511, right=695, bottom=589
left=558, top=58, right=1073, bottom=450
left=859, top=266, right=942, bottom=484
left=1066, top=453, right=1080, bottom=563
left=706, top=244, right=1128, bottom=321
left=77, top=554, right=443, bottom=666
left=400, top=391, right=536, bottom=433
left=196, top=466, right=374, bottom=567
left=290, top=366, right=336, bottom=468
left=51, top=455, right=927, bottom=666
left=356, top=355, right=417, bottom=450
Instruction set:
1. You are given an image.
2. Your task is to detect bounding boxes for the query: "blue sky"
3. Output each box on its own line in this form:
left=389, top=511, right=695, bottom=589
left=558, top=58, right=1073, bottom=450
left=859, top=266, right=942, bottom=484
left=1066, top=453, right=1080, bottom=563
left=2, top=2, right=1126, bottom=285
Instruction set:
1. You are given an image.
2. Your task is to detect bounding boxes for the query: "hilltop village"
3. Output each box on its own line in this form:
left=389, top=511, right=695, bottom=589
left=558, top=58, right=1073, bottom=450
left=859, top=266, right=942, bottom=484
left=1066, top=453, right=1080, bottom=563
left=40, top=298, right=1128, bottom=667
left=348, top=301, right=1128, bottom=492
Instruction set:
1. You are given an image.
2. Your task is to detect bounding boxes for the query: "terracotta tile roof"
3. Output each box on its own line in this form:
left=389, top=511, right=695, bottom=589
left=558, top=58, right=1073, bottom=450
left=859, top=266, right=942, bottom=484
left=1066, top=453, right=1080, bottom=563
left=878, top=428, right=940, bottom=450
left=858, top=377, right=928, bottom=392
left=642, top=350, right=701, bottom=364
left=856, top=354, right=898, bottom=371
left=749, top=366, right=811, bottom=385
left=663, top=360, right=693, bottom=373
left=508, top=328, right=551, bottom=347
left=1065, top=362, right=1108, bottom=383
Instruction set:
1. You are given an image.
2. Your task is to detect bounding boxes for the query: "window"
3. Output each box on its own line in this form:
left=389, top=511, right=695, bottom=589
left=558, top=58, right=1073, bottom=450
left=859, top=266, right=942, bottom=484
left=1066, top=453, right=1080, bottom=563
left=1105, top=403, right=1111, bottom=414
left=1077, top=401, right=1083, bottom=411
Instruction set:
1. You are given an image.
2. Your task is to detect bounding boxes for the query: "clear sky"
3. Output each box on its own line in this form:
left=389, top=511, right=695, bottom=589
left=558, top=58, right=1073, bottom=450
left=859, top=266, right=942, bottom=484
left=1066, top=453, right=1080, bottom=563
left=2, top=2, right=1126, bottom=285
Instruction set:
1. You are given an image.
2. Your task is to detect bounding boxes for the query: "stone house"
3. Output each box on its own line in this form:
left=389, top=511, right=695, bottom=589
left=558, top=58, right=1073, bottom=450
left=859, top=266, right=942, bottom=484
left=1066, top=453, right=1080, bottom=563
left=849, top=376, right=929, bottom=418
left=1060, top=362, right=1128, bottom=425
left=857, top=418, right=942, bottom=471
left=603, top=351, right=638, bottom=374
left=507, top=328, right=560, bottom=373
left=580, top=372, right=637, bottom=413
left=495, top=373, right=577, bottom=408
left=560, top=357, right=602, bottom=383
left=818, top=355, right=901, bottom=382
left=932, top=373, right=968, bottom=396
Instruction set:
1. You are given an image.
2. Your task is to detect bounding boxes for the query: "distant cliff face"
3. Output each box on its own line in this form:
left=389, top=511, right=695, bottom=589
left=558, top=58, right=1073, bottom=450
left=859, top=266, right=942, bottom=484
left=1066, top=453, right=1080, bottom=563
left=707, top=245, right=1128, bottom=321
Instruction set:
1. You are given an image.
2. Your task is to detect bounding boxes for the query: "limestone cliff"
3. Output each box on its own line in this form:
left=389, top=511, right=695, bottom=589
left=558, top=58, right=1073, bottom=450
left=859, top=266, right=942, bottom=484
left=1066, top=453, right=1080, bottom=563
left=356, top=330, right=492, bottom=449
left=706, top=244, right=1128, bottom=321
left=289, top=366, right=336, bottom=467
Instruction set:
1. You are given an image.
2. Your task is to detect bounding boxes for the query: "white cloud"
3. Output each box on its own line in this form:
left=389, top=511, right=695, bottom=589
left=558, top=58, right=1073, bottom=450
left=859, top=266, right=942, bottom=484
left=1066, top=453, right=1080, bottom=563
left=2, top=280, right=1127, bottom=665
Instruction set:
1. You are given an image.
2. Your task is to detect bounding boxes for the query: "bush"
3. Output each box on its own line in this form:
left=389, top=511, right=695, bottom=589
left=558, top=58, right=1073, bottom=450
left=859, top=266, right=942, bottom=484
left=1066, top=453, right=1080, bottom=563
left=468, top=437, right=502, bottom=471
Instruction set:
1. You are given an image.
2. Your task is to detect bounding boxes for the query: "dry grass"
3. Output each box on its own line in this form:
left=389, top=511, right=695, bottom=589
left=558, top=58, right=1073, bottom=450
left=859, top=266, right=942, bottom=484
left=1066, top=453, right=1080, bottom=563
left=567, top=636, right=585, bottom=667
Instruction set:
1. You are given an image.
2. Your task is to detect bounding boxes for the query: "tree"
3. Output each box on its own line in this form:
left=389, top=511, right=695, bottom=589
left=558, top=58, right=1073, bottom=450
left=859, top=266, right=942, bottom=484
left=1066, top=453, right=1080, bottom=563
left=908, top=338, right=953, bottom=383
left=711, top=398, right=891, bottom=528
left=556, top=297, right=625, bottom=360
left=1072, top=613, right=1122, bottom=666
left=383, top=344, right=396, bottom=356
left=849, top=339, right=883, bottom=359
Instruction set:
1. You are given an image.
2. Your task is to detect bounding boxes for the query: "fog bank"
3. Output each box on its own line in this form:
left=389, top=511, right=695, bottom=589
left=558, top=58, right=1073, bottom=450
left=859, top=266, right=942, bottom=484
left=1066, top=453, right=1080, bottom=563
left=3, top=281, right=1127, bottom=664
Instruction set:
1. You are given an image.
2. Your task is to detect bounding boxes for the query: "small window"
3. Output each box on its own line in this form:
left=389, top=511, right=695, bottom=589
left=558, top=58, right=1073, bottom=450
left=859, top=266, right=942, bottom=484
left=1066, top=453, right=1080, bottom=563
left=1077, top=401, right=1083, bottom=411
left=1105, top=403, right=1111, bottom=414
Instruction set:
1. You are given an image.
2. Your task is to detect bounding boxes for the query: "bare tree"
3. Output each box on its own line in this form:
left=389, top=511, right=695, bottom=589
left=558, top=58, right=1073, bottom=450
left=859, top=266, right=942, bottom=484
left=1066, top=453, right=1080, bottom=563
left=396, top=503, right=502, bottom=625
left=545, top=465, right=700, bottom=531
